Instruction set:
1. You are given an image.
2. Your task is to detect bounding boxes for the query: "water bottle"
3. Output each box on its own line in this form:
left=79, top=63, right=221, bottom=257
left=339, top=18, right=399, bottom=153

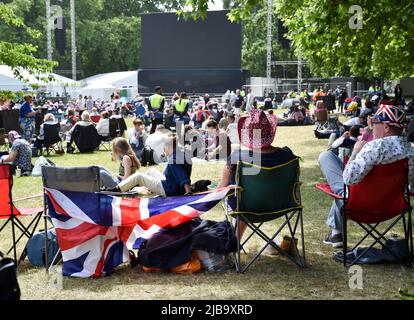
left=16, top=167, right=21, bottom=177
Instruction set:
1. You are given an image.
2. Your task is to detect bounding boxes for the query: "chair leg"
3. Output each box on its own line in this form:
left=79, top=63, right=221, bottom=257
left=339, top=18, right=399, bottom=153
left=343, top=211, right=347, bottom=267
left=408, top=209, right=414, bottom=266
left=11, top=214, right=17, bottom=263
left=299, top=209, right=306, bottom=267
left=236, top=216, right=241, bottom=273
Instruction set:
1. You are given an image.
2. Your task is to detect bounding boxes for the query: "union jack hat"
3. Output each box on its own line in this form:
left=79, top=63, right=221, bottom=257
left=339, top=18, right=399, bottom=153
left=373, top=104, right=406, bottom=128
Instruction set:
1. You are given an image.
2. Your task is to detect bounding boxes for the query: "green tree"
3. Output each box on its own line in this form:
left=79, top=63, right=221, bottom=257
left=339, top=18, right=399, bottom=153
left=180, top=0, right=414, bottom=79
left=0, top=1, right=55, bottom=78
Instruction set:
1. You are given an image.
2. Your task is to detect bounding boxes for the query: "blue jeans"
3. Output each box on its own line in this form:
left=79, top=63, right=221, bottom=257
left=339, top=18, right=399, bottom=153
left=99, top=167, right=120, bottom=189
left=318, top=151, right=345, bottom=231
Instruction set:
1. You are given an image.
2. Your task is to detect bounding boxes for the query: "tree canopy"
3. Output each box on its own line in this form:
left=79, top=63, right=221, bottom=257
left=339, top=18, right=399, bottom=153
left=0, top=1, right=55, bottom=79
left=2, top=0, right=413, bottom=80
left=180, top=0, right=414, bottom=79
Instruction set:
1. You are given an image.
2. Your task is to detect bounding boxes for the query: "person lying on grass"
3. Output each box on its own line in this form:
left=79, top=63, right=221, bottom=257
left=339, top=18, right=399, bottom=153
left=109, top=135, right=193, bottom=197
left=100, top=137, right=141, bottom=189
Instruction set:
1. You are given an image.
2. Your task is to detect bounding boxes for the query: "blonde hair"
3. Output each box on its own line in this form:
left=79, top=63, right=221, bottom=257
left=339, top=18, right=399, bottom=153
left=112, top=137, right=141, bottom=170
left=81, top=111, right=90, bottom=122
left=44, top=113, right=55, bottom=122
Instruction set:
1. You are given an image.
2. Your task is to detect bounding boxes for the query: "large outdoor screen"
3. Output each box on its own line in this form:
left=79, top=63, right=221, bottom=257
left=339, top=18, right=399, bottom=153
left=141, top=11, right=242, bottom=69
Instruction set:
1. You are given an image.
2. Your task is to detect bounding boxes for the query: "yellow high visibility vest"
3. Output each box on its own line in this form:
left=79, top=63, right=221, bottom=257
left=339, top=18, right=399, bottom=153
left=174, top=99, right=188, bottom=113
left=149, top=94, right=164, bottom=109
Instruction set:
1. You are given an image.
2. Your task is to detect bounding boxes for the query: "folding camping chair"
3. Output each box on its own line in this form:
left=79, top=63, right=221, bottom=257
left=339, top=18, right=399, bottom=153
left=225, top=158, right=305, bottom=273
left=0, top=128, right=9, bottom=152
left=316, top=159, right=413, bottom=267
left=41, top=165, right=101, bottom=271
left=41, top=123, right=63, bottom=155
left=100, top=118, right=125, bottom=151
left=0, top=164, right=43, bottom=264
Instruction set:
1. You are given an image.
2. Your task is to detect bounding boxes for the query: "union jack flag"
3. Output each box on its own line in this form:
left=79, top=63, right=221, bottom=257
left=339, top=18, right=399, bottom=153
left=45, top=187, right=231, bottom=278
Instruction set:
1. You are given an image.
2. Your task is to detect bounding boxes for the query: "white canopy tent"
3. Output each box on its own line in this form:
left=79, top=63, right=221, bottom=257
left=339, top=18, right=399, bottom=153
left=81, top=71, right=138, bottom=100
left=0, top=72, right=26, bottom=91
left=81, top=81, right=116, bottom=101
left=0, top=65, right=81, bottom=97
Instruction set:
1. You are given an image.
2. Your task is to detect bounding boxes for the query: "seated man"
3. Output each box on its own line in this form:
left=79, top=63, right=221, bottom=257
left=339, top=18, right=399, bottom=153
left=111, top=135, right=192, bottom=197
left=318, top=104, right=414, bottom=248
left=327, top=125, right=360, bottom=162
left=343, top=114, right=366, bottom=131
left=1, top=131, right=32, bottom=175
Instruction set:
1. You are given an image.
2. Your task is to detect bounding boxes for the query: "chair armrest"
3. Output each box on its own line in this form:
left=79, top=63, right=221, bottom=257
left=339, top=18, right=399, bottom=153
left=315, top=183, right=343, bottom=200
left=13, top=193, right=44, bottom=203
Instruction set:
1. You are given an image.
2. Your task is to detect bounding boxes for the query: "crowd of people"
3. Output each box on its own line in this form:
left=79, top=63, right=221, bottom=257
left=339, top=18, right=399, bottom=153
left=1, top=82, right=413, bottom=258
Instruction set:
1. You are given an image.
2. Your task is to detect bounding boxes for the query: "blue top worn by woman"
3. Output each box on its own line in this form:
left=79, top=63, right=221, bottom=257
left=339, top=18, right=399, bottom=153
left=19, top=101, right=34, bottom=119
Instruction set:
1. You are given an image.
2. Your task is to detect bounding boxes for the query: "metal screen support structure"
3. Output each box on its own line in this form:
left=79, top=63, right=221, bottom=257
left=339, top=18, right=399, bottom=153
left=266, top=0, right=273, bottom=81
left=70, top=0, right=77, bottom=81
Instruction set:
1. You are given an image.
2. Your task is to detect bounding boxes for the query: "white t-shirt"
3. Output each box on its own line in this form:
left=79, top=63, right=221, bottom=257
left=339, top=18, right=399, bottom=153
left=344, top=117, right=361, bottom=127
left=96, top=118, right=109, bottom=137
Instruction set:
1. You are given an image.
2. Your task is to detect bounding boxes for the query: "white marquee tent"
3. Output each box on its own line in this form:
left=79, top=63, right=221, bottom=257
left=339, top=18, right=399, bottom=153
left=81, top=71, right=138, bottom=100
left=0, top=65, right=81, bottom=97
left=81, top=80, right=116, bottom=101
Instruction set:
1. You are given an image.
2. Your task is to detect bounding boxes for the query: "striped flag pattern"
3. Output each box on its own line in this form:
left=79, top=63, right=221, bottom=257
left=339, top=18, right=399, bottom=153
left=45, top=187, right=231, bottom=278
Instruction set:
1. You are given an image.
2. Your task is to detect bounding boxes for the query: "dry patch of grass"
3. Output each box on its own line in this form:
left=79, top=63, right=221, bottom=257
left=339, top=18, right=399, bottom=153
left=1, top=119, right=414, bottom=300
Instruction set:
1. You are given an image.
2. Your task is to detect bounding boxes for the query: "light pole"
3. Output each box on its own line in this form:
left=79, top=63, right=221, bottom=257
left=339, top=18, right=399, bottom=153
left=46, top=0, right=53, bottom=62
left=70, top=0, right=77, bottom=81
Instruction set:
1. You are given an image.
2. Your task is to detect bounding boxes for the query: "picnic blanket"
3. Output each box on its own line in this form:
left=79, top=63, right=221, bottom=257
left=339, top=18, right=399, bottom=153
left=45, top=187, right=232, bottom=278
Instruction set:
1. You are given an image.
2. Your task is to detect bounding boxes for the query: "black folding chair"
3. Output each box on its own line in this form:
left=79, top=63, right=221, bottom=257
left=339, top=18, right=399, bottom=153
left=41, top=123, right=63, bottom=155
left=41, top=166, right=102, bottom=271
left=0, top=128, right=9, bottom=152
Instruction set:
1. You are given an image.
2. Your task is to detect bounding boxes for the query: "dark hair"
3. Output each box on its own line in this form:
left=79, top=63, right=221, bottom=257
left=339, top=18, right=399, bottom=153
left=101, top=111, right=109, bottom=119
left=206, top=120, right=218, bottom=129
left=349, top=126, right=360, bottom=138
left=165, top=134, right=178, bottom=151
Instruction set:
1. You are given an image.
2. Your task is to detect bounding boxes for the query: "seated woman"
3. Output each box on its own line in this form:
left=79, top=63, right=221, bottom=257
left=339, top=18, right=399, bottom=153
left=217, top=109, right=297, bottom=247
left=1, top=131, right=33, bottom=176
left=128, top=118, right=147, bottom=161
left=33, top=113, right=57, bottom=150
left=111, top=135, right=192, bottom=197
left=66, top=111, right=95, bottom=152
left=100, top=137, right=141, bottom=189
left=96, top=111, right=110, bottom=140
left=205, top=120, right=231, bottom=160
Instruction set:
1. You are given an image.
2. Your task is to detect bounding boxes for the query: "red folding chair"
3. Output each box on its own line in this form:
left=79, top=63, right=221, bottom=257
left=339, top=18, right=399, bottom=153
left=316, top=159, right=413, bottom=267
left=0, top=164, right=43, bottom=265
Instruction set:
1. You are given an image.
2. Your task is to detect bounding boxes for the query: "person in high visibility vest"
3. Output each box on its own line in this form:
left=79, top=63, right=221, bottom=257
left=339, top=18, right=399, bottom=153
left=173, top=92, right=190, bottom=120
left=148, top=86, right=165, bottom=134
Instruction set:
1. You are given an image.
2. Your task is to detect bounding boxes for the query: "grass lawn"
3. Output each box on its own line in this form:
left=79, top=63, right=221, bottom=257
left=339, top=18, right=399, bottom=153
left=1, top=117, right=414, bottom=300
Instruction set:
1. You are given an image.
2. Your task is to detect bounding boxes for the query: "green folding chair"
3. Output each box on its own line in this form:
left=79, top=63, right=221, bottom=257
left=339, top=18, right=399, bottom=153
left=225, top=158, right=306, bottom=272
